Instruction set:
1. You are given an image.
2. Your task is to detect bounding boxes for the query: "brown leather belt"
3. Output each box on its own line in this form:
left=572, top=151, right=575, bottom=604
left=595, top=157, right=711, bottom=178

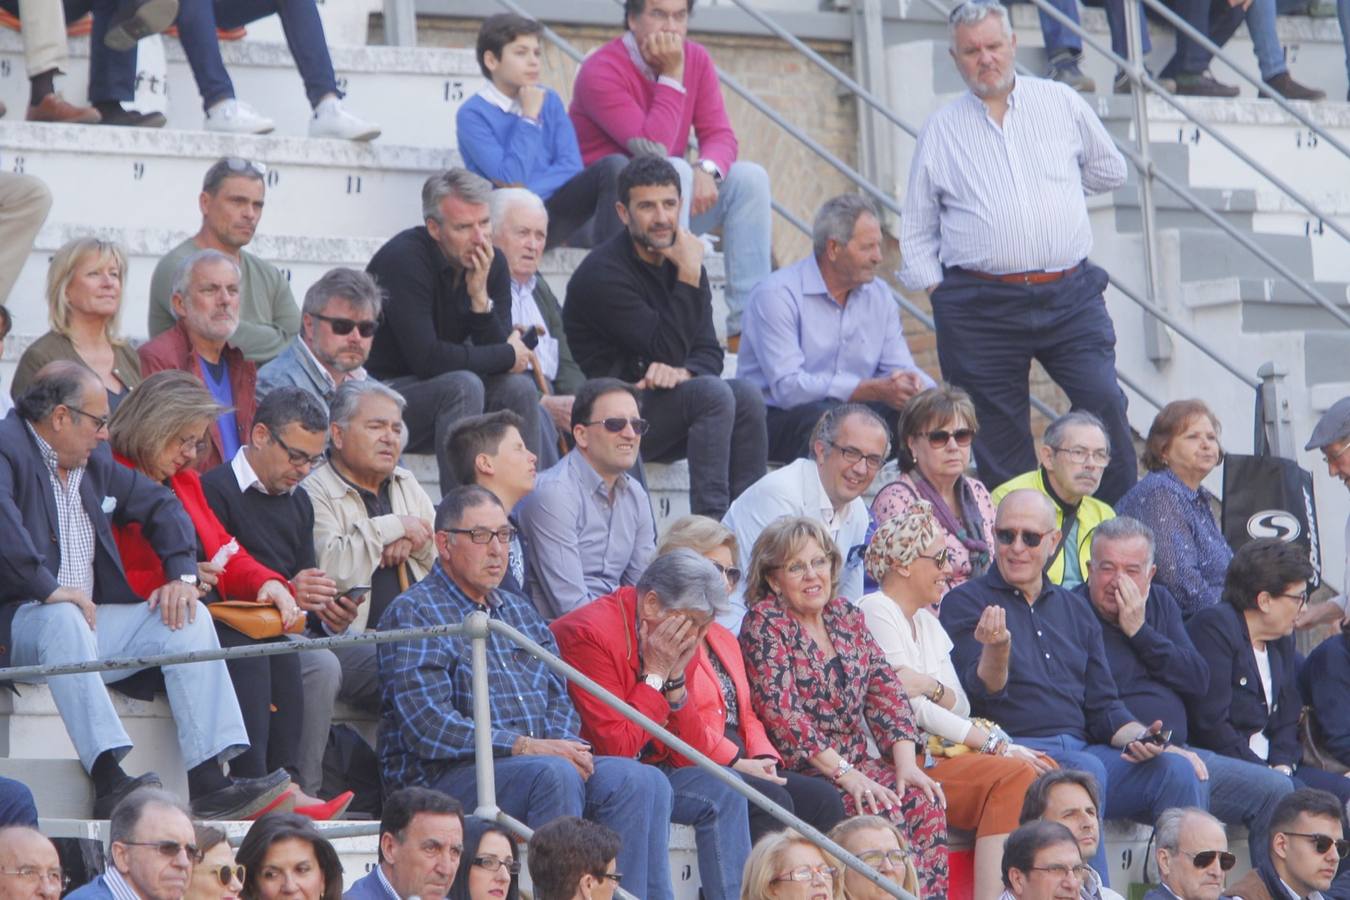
left=962, top=263, right=1082, bottom=285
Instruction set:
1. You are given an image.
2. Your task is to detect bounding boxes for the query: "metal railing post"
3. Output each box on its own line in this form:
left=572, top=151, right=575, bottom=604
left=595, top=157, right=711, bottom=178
left=1258, top=362, right=1298, bottom=460
left=466, top=611, right=499, bottom=821
left=382, top=0, right=417, bottom=47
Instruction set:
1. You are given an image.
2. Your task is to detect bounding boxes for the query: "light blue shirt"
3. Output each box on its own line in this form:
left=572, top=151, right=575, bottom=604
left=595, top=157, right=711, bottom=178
left=736, top=255, right=933, bottom=409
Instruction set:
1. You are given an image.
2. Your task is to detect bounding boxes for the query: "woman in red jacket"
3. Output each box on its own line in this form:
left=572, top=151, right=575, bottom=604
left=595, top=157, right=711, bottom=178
left=107, top=371, right=349, bottom=819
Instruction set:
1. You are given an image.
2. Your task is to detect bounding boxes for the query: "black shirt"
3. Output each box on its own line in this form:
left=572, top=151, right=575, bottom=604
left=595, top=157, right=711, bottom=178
left=333, top=466, right=402, bottom=630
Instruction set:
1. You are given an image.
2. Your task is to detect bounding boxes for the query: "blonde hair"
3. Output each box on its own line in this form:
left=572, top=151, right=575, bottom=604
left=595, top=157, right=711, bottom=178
left=108, top=370, right=226, bottom=471
left=828, top=816, right=920, bottom=899
left=740, top=832, right=844, bottom=900
left=658, top=515, right=739, bottom=561
left=46, top=237, right=128, bottom=343
left=745, top=517, right=842, bottom=609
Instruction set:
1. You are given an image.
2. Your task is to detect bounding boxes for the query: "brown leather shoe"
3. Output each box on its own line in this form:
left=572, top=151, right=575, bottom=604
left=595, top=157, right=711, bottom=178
left=27, top=93, right=101, bottom=124
left=1262, top=72, right=1327, bottom=101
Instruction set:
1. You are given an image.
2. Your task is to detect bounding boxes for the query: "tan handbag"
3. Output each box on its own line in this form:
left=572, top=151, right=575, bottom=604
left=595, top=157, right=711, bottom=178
left=208, top=601, right=304, bottom=641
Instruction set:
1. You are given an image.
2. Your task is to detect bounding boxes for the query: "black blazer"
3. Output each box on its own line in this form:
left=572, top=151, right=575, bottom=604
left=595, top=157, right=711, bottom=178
left=0, top=411, right=196, bottom=668
left=1184, top=601, right=1301, bottom=768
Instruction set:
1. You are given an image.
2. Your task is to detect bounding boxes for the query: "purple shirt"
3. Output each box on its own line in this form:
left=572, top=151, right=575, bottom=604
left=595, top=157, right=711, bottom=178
left=736, top=255, right=933, bottom=409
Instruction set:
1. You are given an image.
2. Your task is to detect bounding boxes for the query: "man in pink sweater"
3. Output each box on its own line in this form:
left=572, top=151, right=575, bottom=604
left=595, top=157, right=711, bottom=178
left=569, top=0, right=772, bottom=345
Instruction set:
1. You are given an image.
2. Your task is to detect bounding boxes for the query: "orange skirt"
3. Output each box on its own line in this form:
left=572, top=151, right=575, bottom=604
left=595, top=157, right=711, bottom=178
left=926, top=752, right=1050, bottom=838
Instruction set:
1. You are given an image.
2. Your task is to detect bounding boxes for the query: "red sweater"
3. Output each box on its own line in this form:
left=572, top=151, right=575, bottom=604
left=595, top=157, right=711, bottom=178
left=111, top=453, right=284, bottom=602
left=568, top=35, right=739, bottom=174
left=550, top=586, right=780, bottom=767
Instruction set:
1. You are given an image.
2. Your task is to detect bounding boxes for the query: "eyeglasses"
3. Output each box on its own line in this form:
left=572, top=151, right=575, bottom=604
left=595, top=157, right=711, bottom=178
left=994, top=528, right=1054, bottom=548
left=1282, top=832, right=1350, bottom=858
left=66, top=404, right=110, bottom=431
left=472, top=855, right=521, bottom=875
left=268, top=427, right=327, bottom=469
left=0, top=867, right=71, bottom=889
left=1027, top=864, right=1091, bottom=880
left=914, top=547, right=951, bottom=568
left=443, top=526, right=518, bottom=545
left=211, top=865, right=247, bottom=886
left=772, top=865, right=839, bottom=883
left=1324, top=442, right=1350, bottom=465
left=120, top=841, right=203, bottom=863
left=221, top=157, right=267, bottom=176
left=1276, top=591, right=1310, bottom=610
left=1178, top=850, right=1237, bottom=871
left=923, top=428, right=975, bottom=449
left=857, top=849, right=911, bottom=870
left=584, top=417, right=650, bottom=435
left=1050, top=446, right=1111, bottom=466
left=711, top=561, right=742, bottom=588
left=777, top=556, right=832, bottom=580
left=311, top=311, right=378, bottom=338
left=829, top=442, right=886, bottom=470
left=596, top=871, right=623, bottom=884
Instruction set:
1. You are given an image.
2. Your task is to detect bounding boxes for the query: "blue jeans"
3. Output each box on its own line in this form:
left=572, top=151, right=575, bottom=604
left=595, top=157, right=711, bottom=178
left=1191, top=747, right=1293, bottom=871
left=1016, top=734, right=1208, bottom=886
left=432, top=755, right=676, bottom=900
left=1243, top=0, right=1290, bottom=80
left=664, top=767, right=752, bottom=900
left=9, top=600, right=249, bottom=772
left=1159, top=0, right=1249, bottom=77
left=668, top=157, right=772, bottom=337
left=1038, top=0, right=1153, bottom=59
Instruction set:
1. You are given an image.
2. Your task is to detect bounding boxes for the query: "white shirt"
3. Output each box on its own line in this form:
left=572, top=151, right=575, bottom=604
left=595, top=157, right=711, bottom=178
left=856, top=594, right=973, bottom=744
left=1251, top=644, right=1274, bottom=760
left=720, top=457, right=870, bottom=633
left=229, top=446, right=298, bottom=496
left=476, top=81, right=527, bottom=117
left=899, top=75, right=1127, bottom=291
left=510, top=276, right=559, bottom=382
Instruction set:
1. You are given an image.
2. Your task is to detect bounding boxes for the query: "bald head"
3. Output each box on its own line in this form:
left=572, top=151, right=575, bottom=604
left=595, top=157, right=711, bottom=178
left=996, top=489, right=1057, bottom=530
left=993, top=489, right=1061, bottom=598
left=0, top=827, right=61, bottom=900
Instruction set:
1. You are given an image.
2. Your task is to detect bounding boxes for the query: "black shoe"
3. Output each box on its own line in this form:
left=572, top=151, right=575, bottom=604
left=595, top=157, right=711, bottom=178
left=1172, top=70, right=1240, bottom=97
left=104, top=0, right=180, bottom=52
left=1047, top=50, right=1096, bottom=93
left=191, top=769, right=292, bottom=821
left=96, top=104, right=167, bottom=128
left=1261, top=72, right=1327, bottom=100
left=1114, top=67, right=1176, bottom=94
left=92, top=772, right=163, bottom=820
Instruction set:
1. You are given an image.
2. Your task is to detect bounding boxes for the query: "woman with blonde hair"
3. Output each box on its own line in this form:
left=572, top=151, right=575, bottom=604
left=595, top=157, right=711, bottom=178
left=740, top=831, right=843, bottom=900
left=13, top=236, right=142, bottom=408
left=827, top=816, right=919, bottom=900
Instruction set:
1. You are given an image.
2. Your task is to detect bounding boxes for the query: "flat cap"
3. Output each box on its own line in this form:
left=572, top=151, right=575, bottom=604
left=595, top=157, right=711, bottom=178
left=1305, top=396, right=1350, bottom=451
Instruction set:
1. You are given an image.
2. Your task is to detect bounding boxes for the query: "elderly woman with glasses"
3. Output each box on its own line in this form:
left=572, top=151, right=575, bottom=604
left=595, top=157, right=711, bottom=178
left=655, top=516, right=847, bottom=842
left=827, top=816, right=919, bottom=900
left=859, top=503, right=1049, bottom=900
left=1187, top=540, right=1350, bottom=805
left=739, top=831, right=844, bottom=900
left=739, top=516, right=948, bottom=898
left=870, top=385, right=994, bottom=595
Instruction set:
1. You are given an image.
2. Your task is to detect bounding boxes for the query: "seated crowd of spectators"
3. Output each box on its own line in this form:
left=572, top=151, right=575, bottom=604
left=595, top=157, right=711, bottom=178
left=3, top=1, right=1350, bottom=899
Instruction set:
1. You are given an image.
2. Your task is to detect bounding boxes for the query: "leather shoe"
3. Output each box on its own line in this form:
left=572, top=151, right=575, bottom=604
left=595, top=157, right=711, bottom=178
left=27, top=93, right=101, bottom=124
left=1261, top=72, right=1327, bottom=101
left=92, top=772, right=163, bottom=820
left=97, top=106, right=167, bottom=128
left=191, top=769, right=292, bottom=820
left=1172, top=70, right=1239, bottom=97
left=104, top=0, right=179, bottom=51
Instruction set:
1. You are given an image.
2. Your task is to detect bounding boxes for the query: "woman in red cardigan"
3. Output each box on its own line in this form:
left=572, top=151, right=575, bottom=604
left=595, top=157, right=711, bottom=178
left=107, top=371, right=349, bottom=820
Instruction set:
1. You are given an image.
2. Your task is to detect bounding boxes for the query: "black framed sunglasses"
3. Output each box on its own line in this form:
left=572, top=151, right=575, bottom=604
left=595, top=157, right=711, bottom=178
left=994, top=528, right=1053, bottom=548
left=1283, top=832, right=1350, bottom=858
left=1179, top=850, right=1236, bottom=871
left=584, top=417, right=650, bottom=435
left=924, top=428, right=975, bottom=449
left=311, top=311, right=378, bottom=337
left=915, top=546, right=951, bottom=568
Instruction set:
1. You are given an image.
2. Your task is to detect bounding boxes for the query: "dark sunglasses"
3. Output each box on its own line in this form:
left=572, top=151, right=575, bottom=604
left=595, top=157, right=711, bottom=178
left=994, top=528, right=1053, bottom=548
left=585, top=417, right=650, bottom=435
left=711, top=561, right=742, bottom=588
left=1284, top=832, right=1350, bottom=858
left=1179, top=850, right=1236, bottom=871
left=311, top=311, right=378, bottom=338
left=121, top=841, right=203, bottom=863
left=915, top=546, right=951, bottom=568
left=212, top=865, right=246, bottom=886
left=924, top=428, right=975, bottom=449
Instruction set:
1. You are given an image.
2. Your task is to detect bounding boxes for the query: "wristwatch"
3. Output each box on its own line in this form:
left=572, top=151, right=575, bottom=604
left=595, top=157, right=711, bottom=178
left=642, top=673, right=666, bottom=692
left=177, top=573, right=199, bottom=587
left=697, top=159, right=723, bottom=184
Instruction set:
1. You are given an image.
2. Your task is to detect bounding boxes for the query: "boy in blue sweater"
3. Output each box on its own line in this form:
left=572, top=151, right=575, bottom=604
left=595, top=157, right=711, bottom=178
left=457, top=14, right=625, bottom=248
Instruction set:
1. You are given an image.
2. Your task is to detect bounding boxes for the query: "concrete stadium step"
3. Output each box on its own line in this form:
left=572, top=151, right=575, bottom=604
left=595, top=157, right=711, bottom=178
left=1302, top=334, right=1350, bottom=388
left=1169, top=226, right=1316, bottom=280
left=0, top=121, right=452, bottom=240
left=0, top=31, right=484, bottom=147
left=1181, top=274, right=1350, bottom=330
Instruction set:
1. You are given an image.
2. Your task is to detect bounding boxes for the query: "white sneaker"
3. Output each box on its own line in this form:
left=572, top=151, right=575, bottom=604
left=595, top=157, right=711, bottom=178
left=308, top=97, right=381, bottom=142
left=204, top=98, right=275, bottom=135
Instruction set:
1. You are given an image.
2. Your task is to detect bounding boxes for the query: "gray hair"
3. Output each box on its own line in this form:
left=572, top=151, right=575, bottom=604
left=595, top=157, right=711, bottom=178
left=302, top=267, right=383, bottom=320
left=489, top=188, right=548, bottom=236
left=947, top=0, right=1013, bottom=44
left=201, top=157, right=265, bottom=195
left=1043, top=410, right=1110, bottom=454
left=1155, top=807, right=1222, bottom=853
left=636, top=548, right=730, bottom=618
left=170, top=248, right=240, bottom=306
left=329, top=379, right=406, bottom=429
left=109, top=788, right=191, bottom=844
left=810, top=403, right=893, bottom=459
left=15, top=361, right=98, bottom=423
left=1091, top=516, right=1157, bottom=567
left=812, top=194, right=880, bottom=258
left=423, top=169, right=493, bottom=224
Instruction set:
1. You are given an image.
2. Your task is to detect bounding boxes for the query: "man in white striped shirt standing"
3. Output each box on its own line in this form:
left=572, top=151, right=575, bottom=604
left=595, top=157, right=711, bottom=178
left=900, top=0, right=1136, bottom=506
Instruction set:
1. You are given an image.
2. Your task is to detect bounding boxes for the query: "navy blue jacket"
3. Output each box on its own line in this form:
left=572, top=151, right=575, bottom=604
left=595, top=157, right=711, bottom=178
left=1299, top=630, right=1350, bottom=767
left=940, top=566, right=1136, bottom=743
left=1074, top=582, right=1210, bottom=744
left=1185, top=601, right=1301, bottom=768
left=0, top=411, right=195, bottom=669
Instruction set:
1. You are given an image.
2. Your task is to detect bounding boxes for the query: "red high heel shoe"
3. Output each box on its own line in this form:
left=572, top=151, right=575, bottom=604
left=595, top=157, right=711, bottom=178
left=294, top=790, right=355, bottom=821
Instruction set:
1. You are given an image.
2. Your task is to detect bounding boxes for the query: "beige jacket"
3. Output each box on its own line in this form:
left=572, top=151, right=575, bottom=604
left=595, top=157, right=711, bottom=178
left=303, top=462, right=436, bottom=632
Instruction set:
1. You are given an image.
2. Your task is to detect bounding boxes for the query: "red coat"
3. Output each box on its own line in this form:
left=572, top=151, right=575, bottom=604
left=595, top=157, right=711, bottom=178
left=111, top=453, right=285, bottom=602
left=138, top=321, right=257, bottom=472
left=550, top=586, right=781, bottom=767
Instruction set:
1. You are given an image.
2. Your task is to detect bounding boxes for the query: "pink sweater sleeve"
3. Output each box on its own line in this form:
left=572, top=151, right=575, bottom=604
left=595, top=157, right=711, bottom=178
left=685, top=41, right=739, bottom=173
left=572, top=39, right=691, bottom=158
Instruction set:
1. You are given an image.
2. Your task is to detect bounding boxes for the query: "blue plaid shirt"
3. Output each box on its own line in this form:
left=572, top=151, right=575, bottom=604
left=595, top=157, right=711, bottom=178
left=377, top=561, right=582, bottom=790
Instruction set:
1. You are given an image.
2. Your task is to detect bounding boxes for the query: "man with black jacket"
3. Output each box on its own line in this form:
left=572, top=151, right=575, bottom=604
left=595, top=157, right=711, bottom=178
left=562, top=156, right=766, bottom=518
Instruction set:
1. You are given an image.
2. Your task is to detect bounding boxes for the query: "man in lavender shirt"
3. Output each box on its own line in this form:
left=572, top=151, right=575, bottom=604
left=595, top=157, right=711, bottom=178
left=737, top=194, right=933, bottom=463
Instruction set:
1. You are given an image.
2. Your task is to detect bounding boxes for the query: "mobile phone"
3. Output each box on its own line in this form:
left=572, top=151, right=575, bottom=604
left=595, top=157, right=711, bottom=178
left=1137, top=728, right=1173, bottom=746
left=345, top=586, right=371, bottom=603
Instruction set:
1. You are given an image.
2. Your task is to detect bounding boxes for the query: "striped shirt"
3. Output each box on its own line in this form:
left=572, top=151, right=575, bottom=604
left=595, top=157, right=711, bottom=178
left=899, top=75, right=1127, bottom=292
left=102, top=866, right=144, bottom=900
left=27, top=424, right=95, bottom=597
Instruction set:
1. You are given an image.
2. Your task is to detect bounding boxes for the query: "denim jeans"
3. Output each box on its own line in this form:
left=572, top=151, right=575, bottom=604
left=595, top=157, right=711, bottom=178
left=1243, top=0, right=1290, bottom=80
left=640, top=376, right=768, bottom=519
left=667, top=158, right=772, bottom=337
left=10, top=600, right=249, bottom=772
left=1190, top=747, right=1293, bottom=871
left=1015, top=734, right=1208, bottom=887
left=1037, top=0, right=1153, bottom=59
left=664, top=767, right=752, bottom=900
left=432, top=755, right=676, bottom=900
left=1159, top=0, right=1249, bottom=77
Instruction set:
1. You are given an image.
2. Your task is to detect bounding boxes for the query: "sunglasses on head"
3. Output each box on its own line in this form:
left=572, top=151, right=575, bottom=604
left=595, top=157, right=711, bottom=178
left=1283, top=832, right=1350, bottom=858
left=584, top=417, right=650, bottom=435
left=212, top=865, right=246, bottom=886
left=311, top=311, right=377, bottom=337
left=923, top=428, right=975, bottom=449
left=994, top=528, right=1052, bottom=548
left=1179, top=850, right=1236, bottom=871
